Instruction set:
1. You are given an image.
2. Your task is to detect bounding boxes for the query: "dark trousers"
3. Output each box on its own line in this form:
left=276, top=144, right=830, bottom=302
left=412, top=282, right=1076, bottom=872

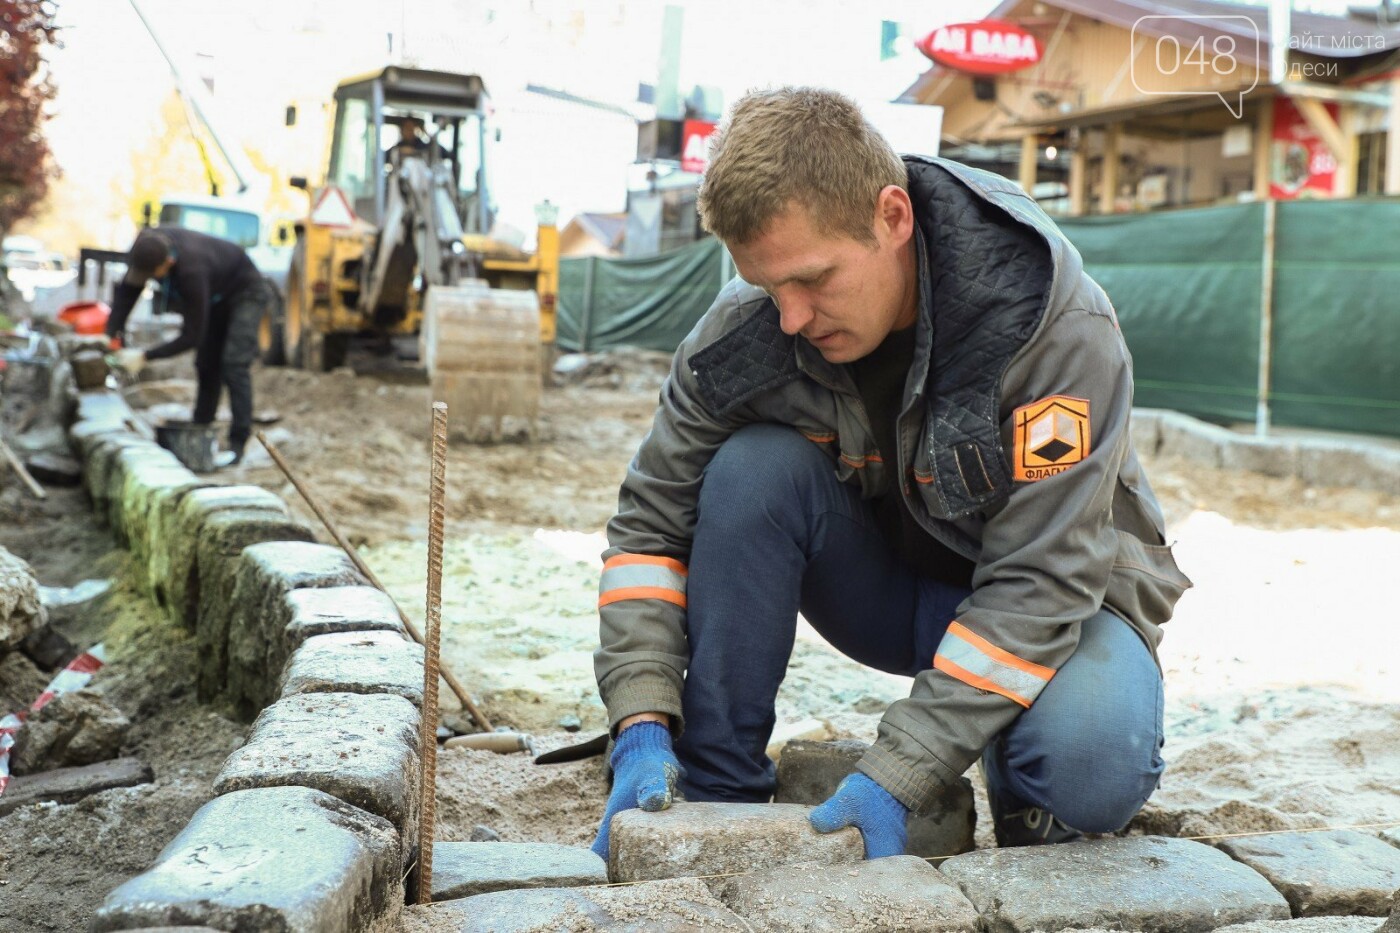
left=193, top=280, right=268, bottom=454
left=674, top=423, right=1165, bottom=833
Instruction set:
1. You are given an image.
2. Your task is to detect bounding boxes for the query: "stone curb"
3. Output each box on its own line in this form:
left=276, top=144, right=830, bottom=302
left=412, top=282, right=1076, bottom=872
left=1133, top=408, right=1400, bottom=496
left=68, top=389, right=424, bottom=931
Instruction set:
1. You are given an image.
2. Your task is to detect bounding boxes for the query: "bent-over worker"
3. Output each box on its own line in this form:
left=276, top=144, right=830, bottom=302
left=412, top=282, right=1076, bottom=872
left=107, top=226, right=272, bottom=465
left=590, top=87, right=1192, bottom=860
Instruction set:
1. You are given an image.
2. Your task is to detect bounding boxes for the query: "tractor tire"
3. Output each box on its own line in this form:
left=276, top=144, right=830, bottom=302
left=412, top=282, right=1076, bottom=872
left=258, top=280, right=287, bottom=366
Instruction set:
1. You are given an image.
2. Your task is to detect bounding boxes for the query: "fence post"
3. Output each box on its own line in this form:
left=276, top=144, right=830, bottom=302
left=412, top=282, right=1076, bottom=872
left=1255, top=199, right=1277, bottom=437
left=579, top=255, right=597, bottom=353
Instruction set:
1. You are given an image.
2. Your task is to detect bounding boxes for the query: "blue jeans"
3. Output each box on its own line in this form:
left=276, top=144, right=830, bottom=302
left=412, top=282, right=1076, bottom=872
left=675, top=424, right=1165, bottom=833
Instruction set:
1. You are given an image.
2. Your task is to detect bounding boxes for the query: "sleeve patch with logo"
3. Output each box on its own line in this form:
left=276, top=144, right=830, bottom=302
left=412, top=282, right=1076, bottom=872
left=1013, top=395, right=1090, bottom=482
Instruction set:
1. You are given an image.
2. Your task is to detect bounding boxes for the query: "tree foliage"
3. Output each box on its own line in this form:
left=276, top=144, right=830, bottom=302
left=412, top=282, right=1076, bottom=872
left=0, top=0, right=59, bottom=236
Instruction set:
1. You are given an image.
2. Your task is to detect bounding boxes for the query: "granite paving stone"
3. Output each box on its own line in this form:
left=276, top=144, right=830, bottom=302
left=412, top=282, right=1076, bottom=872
left=212, top=691, right=420, bottom=846
left=192, top=511, right=314, bottom=701
left=150, top=484, right=289, bottom=618
left=280, top=629, right=424, bottom=708
left=104, top=446, right=183, bottom=541
left=401, top=877, right=752, bottom=931
left=280, top=584, right=407, bottom=648
left=939, top=835, right=1290, bottom=932
left=774, top=738, right=976, bottom=860
left=1219, top=830, right=1400, bottom=917
left=608, top=801, right=863, bottom=883
left=91, top=786, right=402, bottom=931
left=713, top=854, right=979, bottom=932
left=223, top=541, right=365, bottom=717
left=430, top=841, right=607, bottom=900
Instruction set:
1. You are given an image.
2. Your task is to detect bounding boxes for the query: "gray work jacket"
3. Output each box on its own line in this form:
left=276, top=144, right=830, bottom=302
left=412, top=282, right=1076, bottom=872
left=594, top=156, right=1192, bottom=813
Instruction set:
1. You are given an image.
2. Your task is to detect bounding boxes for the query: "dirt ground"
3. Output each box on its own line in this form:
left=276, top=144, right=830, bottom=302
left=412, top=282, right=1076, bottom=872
left=1, top=349, right=1397, bottom=926
left=0, top=483, right=246, bottom=933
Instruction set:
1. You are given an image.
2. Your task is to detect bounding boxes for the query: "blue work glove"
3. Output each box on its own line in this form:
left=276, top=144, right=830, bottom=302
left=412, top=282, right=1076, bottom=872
left=590, top=721, right=683, bottom=859
left=809, top=772, right=909, bottom=859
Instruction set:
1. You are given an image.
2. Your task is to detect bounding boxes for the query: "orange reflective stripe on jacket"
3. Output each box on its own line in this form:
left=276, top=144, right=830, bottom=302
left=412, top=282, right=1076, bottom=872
left=598, top=554, right=688, bottom=610
left=933, top=621, right=1056, bottom=708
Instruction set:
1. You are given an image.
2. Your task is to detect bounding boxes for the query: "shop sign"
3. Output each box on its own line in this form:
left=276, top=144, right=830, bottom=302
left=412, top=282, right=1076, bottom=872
left=681, top=119, right=717, bottom=174
left=1270, top=97, right=1337, bottom=199
left=916, top=20, right=1041, bottom=75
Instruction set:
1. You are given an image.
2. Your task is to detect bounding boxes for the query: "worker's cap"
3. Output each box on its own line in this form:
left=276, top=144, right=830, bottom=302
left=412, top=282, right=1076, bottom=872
left=123, top=232, right=172, bottom=286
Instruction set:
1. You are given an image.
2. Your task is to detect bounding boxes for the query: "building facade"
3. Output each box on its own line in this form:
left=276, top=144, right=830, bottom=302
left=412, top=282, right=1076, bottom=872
left=900, top=0, right=1400, bottom=214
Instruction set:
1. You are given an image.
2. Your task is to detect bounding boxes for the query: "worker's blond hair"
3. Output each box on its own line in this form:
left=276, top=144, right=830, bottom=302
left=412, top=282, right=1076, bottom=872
left=697, top=87, right=907, bottom=245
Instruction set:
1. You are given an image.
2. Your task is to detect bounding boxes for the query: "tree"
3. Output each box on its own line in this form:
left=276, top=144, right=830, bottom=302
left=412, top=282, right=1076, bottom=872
left=0, top=0, right=59, bottom=239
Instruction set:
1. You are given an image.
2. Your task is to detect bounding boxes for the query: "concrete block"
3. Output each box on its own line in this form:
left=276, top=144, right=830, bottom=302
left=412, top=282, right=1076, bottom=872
left=1296, top=442, right=1400, bottom=497
left=608, top=802, right=862, bottom=883
left=403, top=877, right=751, bottom=932
left=430, top=841, right=607, bottom=901
left=1129, top=408, right=1163, bottom=456
left=1364, top=448, right=1400, bottom=496
left=281, top=584, right=407, bottom=649
left=0, top=757, right=152, bottom=817
left=155, top=485, right=289, bottom=619
left=1218, top=434, right=1300, bottom=479
left=939, top=835, right=1290, bottom=932
left=1218, top=830, right=1400, bottom=917
left=1155, top=411, right=1226, bottom=469
left=91, top=786, right=402, bottom=932
left=773, top=739, right=975, bottom=860
left=192, top=511, right=314, bottom=701
left=224, top=541, right=366, bottom=717
left=280, top=630, right=424, bottom=708
left=213, top=691, right=420, bottom=847
left=714, top=855, right=978, bottom=932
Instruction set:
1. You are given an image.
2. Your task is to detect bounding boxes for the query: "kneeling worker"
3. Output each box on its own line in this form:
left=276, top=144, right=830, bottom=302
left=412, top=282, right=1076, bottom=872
left=590, top=87, right=1192, bottom=859
left=106, top=226, right=272, bottom=464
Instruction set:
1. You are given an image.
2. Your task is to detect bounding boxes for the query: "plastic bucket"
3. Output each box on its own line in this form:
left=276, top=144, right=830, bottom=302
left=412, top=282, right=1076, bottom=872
left=155, top=421, right=221, bottom=473
left=57, top=301, right=112, bottom=336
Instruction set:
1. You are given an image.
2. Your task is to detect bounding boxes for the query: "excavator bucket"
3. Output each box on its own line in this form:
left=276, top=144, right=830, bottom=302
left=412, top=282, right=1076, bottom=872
left=422, top=282, right=541, bottom=443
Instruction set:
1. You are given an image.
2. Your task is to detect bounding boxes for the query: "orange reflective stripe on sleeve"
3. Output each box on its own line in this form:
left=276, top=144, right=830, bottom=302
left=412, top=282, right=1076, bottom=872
left=598, top=554, right=688, bottom=610
left=933, top=621, right=1056, bottom=707
left=602, top=554, right=688, bottom=576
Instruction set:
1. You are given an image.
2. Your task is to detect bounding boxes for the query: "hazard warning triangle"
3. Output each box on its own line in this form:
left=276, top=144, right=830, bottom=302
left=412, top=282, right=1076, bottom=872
left=310, top=186, right=356, bottom=228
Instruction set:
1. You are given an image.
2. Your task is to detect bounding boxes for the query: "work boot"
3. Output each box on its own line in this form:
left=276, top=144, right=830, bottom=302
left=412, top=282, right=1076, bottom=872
left=980, top=736, right=1084, bottom=848
left=992, top=805, right=1083, bottom=847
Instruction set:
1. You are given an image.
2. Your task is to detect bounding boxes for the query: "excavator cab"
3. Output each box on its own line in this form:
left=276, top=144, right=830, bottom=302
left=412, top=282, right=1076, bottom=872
left=275, top=66, right=557, bottom=442
left=326, top=69, right=494, bottom=236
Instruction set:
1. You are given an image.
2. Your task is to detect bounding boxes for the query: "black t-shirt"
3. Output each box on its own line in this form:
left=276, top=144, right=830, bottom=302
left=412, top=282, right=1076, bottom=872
left=850, top=326, right=976, bottom=587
